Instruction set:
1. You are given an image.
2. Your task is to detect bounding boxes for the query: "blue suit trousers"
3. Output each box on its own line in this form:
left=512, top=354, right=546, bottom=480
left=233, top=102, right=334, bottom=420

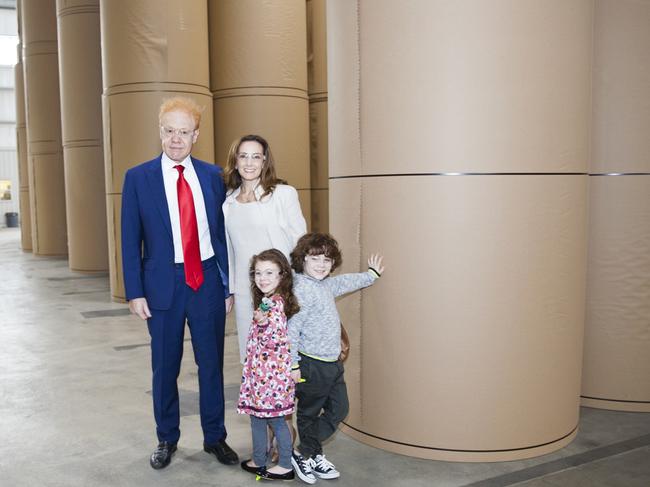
left=147, top=257, right=226, bottom=445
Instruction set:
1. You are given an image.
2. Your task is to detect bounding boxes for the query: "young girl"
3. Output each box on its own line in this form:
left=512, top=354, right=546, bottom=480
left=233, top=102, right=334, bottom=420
left=237, top=248, right=300, bottom=481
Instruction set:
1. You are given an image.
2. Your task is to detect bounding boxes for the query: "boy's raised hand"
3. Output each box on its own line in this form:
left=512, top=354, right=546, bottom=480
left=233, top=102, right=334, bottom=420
left=368, top=254, right=385, bottom=275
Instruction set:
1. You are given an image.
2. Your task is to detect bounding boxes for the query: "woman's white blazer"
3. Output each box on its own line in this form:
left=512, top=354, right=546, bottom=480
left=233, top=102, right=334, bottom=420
left=222, top=183, right=307, bottom=293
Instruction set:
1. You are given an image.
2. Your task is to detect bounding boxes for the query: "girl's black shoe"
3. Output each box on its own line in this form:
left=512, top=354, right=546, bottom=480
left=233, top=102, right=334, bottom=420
left=240, top=459, right=265, bottom=476
left=261, top=469, right=295, bottom=481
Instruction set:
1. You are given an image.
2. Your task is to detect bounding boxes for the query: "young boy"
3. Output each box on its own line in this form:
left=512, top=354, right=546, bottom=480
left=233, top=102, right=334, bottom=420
left=288, top=233, right=384, bottom=484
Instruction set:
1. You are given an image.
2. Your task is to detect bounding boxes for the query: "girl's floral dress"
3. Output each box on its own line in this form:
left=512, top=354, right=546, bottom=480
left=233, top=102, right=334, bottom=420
left=237, top=294, right=295, bottom=417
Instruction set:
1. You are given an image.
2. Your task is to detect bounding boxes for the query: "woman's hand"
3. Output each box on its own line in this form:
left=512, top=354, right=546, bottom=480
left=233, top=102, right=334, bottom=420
left=367, top=254, right=385, bottom=275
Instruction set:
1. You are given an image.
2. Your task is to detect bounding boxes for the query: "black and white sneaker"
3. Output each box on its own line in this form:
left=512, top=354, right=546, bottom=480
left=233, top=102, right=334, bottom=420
left=311, top=454, right=340, bottom=479
left=291, top=451, right=317, bottom=484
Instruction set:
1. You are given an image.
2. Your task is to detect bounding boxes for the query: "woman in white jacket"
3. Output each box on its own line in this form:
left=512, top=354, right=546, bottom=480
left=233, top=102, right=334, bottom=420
left=223, top=134, right=307, bottom=363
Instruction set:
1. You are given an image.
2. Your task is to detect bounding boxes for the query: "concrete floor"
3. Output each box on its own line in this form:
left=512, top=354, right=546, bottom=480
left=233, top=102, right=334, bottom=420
left=1, top=226, right=649, bottom=487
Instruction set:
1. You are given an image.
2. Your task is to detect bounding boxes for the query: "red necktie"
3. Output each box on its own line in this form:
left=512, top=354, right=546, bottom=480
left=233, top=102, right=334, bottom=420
left=174, top=165, right=203, bottom=291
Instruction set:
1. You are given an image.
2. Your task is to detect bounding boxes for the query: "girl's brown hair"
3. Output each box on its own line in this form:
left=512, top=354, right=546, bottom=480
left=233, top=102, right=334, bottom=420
left=290, top=233, right=342, bottom=274
left=249, top=248, right=300, bottom=319
left=223, top=134, right=286, bottom=199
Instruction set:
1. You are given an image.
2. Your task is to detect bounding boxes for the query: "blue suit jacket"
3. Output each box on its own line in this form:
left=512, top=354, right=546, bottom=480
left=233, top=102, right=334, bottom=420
left=121, top=154, right=230, bottom=309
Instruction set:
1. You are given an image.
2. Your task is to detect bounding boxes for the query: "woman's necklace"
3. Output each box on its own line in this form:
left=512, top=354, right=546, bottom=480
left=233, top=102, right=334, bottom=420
left=237, top=181, right=260, bottom=203
left=237, top=191, right=256, bottom=203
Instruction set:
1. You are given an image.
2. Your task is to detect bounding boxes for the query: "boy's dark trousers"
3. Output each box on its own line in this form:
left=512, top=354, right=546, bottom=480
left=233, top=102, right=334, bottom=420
left=295, top=353, right=349, bottom=458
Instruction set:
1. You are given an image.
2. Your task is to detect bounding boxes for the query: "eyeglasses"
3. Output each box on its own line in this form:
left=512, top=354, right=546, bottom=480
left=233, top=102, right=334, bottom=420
left=305, top=255, right=333, bottom=264
left=237, top=153, right=264, bottom=162
left=252, top=269, right=281, bottom=278
left=160, top=126, right=195, bottom=139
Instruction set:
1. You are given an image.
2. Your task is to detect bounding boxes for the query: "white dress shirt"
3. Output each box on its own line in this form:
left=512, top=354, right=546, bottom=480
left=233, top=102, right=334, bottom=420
left=161, top=153, right=215, bottom=263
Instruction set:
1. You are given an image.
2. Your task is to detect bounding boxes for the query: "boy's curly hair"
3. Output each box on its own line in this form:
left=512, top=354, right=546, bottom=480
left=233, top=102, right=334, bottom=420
left=290, top=233, right=342, bottom=274
left=249, top=249, right=300, bottom=318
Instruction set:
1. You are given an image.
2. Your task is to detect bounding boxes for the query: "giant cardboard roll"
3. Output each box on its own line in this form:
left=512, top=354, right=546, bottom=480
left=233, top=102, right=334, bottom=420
left=22, top=0, right=67, bottom=255
left=329, top=0, right=592, bottom=461
left=307, top=0, right=328, bottom=232
left=582, top=0, right=650, bottom=412
left=100, top=0, right=215, bottom=301
left=15, top=1, right=31, bottom=251
left=57, top=0, right=108, bottom=273
left=208, top=0, right=311, bottom=226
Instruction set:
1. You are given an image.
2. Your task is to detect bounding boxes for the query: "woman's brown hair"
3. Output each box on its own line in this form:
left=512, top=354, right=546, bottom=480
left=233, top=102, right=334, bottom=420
left=249, top=248, right=300, bottom=319
left=290, top=233, right=342, bottom=274
left=223, top=134, right=286, bottom=199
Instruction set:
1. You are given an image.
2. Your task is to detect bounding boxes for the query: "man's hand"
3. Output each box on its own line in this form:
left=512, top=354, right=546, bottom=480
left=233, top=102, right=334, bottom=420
left=129, top=297, right=152, bottom=320
left=225, top=295, right=234, bottom=314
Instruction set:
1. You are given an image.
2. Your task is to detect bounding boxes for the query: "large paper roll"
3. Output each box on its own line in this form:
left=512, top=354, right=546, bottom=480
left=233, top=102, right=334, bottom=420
left=57, top=0, right=108, bottom=273
left=583, top=0, right=650, bottom=413
left=328, top=0, right=592, bottom=461
left=22, top=0, right=66, bottom=255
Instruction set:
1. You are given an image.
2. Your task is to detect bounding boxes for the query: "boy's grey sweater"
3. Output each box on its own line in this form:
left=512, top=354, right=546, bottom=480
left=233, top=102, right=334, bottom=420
left=288, top=270, right=377, bottom=367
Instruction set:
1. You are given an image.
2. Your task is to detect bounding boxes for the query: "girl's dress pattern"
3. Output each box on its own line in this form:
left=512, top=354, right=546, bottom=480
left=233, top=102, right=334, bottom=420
left=237, top=295, right=295, bottom=418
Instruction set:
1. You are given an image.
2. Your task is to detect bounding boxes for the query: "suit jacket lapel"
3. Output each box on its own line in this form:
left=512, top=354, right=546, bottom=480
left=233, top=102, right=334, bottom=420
left=193, top=158, right=216, bottom=230
left=145, top=155, right=173, bottom=239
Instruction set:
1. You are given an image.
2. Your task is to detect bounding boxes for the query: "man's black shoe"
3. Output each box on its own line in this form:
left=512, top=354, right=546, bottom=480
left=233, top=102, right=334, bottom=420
left=204, top=439, right=239, bottom=465
left=150, top=441, right=177, bottom=469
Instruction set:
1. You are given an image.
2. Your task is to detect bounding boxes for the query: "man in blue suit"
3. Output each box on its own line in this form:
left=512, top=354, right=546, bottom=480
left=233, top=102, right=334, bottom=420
left=121, top=97, right=238, bottom=469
